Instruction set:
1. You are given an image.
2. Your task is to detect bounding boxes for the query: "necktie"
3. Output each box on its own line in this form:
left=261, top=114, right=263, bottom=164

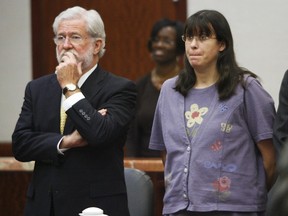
left=60, top=107, right=67, bottom=134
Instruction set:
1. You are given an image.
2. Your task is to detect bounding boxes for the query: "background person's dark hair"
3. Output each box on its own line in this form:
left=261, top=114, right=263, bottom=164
left=174, top=10, right=256, bottom=100
left=147, top=18, right=185, bottom=56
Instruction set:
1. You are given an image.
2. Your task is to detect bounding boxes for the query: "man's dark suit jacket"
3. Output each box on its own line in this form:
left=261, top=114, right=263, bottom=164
left=274, top=70, right=288, bottom=156
left=12, top=66, right=136, bottom=216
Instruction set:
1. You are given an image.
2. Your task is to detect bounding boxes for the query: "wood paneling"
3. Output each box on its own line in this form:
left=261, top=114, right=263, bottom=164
left=0, top=142, right=12, bottom=156
left=31, top=0, right=186, bottom=81
left=0, top=171, right=32, bottom=216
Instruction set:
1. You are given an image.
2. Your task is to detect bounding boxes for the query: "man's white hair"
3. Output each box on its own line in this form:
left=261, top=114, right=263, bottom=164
left=53, top=6, right=106, bottom=58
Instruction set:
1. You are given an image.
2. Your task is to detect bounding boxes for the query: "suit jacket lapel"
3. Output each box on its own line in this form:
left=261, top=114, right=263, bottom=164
left=80, top=66, right=106, bottom=100
left=64, top=66, right=107, bottom=134
left=46, top=75, right=63, bottom=133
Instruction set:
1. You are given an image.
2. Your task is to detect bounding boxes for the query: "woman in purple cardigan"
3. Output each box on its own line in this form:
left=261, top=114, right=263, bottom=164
left=149, top=10, right=277, bottom=216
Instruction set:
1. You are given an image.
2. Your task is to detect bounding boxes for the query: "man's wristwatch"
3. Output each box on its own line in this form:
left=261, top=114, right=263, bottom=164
left=62, top=84, right=79, bottom=95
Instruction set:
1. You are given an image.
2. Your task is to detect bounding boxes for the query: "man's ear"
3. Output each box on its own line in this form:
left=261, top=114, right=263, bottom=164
left=93, top=39, right=103, bottom=55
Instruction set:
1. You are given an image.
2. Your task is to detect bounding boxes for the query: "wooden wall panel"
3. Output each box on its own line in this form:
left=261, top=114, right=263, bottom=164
left=0, top=143, right=12, bottom=156
left=0, top=172, right=32, bottom=216
left=31, top=0, right=186, bottom=81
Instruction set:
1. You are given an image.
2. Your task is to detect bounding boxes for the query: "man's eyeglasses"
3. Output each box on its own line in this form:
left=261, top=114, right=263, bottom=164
left=54, top=35, right=89, bottom=46
left=181, top=35, right=217, bottom=43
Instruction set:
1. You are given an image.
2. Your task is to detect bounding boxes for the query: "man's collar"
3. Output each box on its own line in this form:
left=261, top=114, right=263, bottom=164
left=78, top=64, right=98, bottom=87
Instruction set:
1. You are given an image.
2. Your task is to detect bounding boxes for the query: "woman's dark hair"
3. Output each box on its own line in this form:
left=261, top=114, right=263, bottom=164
left=174, top=10, right=256, bottom=100
left=147, top=18, right=185, bottom=56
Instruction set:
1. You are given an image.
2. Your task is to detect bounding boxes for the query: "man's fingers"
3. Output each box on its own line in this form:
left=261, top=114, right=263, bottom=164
left=98, top=109, right=107, bottom=116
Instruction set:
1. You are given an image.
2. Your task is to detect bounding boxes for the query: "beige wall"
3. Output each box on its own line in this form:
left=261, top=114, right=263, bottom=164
left=0, top=0, right=31, bottom=141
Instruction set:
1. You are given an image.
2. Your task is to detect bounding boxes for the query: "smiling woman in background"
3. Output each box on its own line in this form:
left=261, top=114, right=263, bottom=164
left=126, top=18, right=185, bottom=157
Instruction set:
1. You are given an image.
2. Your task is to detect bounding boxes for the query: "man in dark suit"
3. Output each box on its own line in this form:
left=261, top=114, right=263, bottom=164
left=274, top=70, right=288, bottom=155
left=12, top=6, right=136, bottom=216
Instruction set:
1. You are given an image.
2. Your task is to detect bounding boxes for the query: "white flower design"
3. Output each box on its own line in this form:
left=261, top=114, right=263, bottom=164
left=185, top=103, right=208, bottom=128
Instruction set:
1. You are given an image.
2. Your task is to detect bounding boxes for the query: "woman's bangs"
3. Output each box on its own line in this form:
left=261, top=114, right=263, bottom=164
left=186, top=17, right=213, bottom=37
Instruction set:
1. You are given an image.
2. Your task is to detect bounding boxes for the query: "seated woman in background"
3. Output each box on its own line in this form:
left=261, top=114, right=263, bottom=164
left=125, top=18, right=185, bottom=157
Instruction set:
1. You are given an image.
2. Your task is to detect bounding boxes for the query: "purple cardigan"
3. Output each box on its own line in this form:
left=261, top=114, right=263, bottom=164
left=149, top=75, right=275, bottom=214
